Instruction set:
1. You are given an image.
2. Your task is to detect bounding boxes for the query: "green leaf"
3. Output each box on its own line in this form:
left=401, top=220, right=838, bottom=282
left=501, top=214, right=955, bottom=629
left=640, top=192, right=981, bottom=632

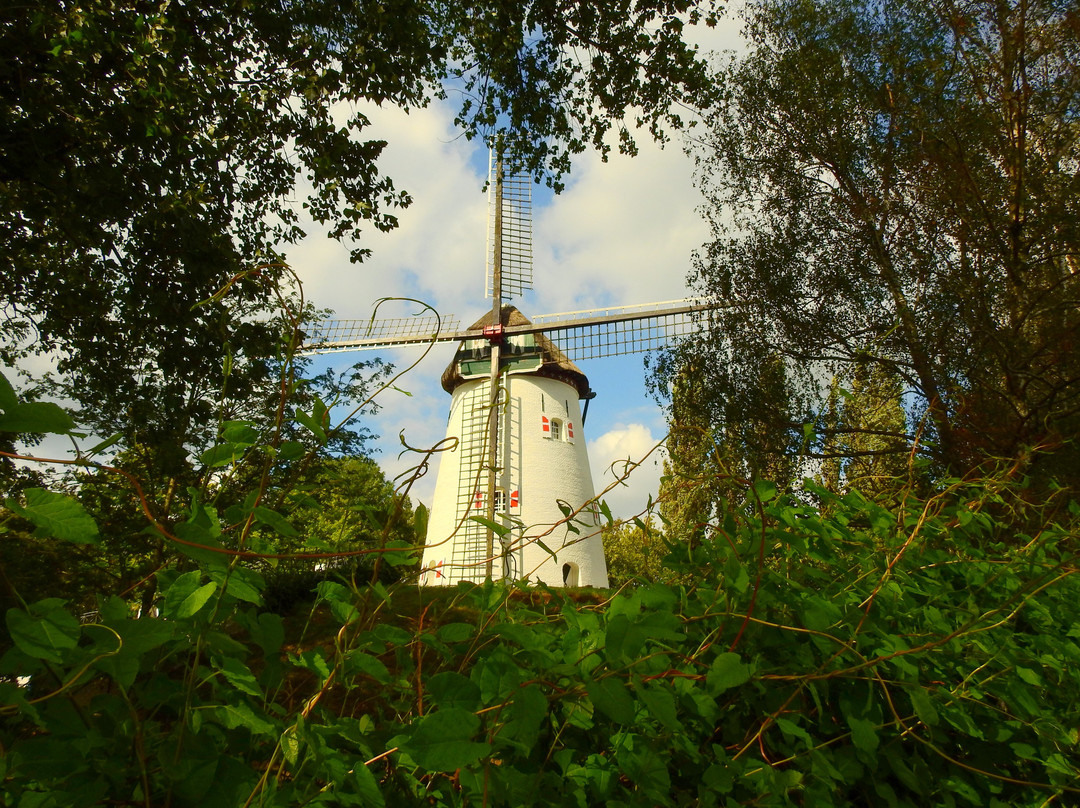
left=426, top=671, right=481, bottom=710
left=497, top=685, right=548, bottom=752
left=605, top=611, right=683, bottom=663
left=751, top=479, right=778, bottom=503
left=213, top=567, right=264, bottom=606
left=0, top=371, right=17, bottom=411
left=0, top=401, right=75, bottom=434
left=401, top=709, right=490, bottom=771
left=435, top=622, right=475, bottom=643
left=220, top=419, right=259, bottom=444
left=587, top=677, right=636, bottom=724
left=173, top=520, right=227, bottom=567
left=469, top=515, right=510, bottom=537
left=176, top=582, right=218, bottom=618
left=6, top=599, right=81, bottom=663
left=281, top=725, right=302, bottom=766
left=1015, top=665, right=1042, bottom=686
left=344, top=650, right=390, bottom=683
left=599, top=500, right=614, bottom=525
left=276, top=440, right=306, bottom=461
left=380, top=539, right=417, bottom=567
left=208, top=702, right=277, bottom=737
left=294, top=407, right=327, bottom=442
left=217, top=656, right=263, bottom=697
left=86, top=432, right=124, bottom=455
left=253, top=505, right=298, bottom=537
left=472, top=650, right=523, bottom=702
left=847, top=715, right=879, bottom=753
left=707, top=652, right=750, bottom=695
left=638, top=682, right=681, bottom=731
left=6, top=488, right=99, bottom=543
left=908, top=685, right=938, bottom=727
left=163, top=571, right=211, bottom=618
left=351, top=763, right=386, bottom=807
left=199, top=442, right=247, bottom=468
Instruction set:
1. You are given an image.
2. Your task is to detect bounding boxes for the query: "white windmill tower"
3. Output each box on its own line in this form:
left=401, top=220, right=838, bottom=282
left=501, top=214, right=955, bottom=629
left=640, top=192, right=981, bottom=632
left=304, top=153, right=711, bottom=588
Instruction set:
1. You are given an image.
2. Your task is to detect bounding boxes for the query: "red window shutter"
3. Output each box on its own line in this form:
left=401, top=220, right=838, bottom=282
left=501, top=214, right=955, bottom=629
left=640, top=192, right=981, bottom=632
left=541, top=415, right=550, bottom=433
left=567, top=422, right=574, bottom=439
left=510, top=490, right=519, bottom=509
left=474, top=490, right=483, bottom=509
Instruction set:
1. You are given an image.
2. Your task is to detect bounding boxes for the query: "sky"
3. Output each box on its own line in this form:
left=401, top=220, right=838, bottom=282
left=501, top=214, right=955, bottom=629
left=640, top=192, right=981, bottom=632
left=290, top=15, right=747, bottom=519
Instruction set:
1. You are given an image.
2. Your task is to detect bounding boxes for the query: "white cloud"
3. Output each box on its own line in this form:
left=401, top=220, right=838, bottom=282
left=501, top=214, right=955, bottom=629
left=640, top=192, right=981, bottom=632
left=588, top=422, right=668, bottom=520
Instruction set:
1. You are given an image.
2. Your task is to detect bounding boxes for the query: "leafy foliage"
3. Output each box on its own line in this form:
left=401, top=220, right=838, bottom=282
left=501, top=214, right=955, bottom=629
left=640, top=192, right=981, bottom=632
left=4, top=375, right=1080, bottom=807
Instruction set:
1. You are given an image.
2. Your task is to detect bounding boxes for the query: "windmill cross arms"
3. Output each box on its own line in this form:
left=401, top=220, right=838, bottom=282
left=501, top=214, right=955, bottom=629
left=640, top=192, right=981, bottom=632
left=300, top=298, right=733, bottom=357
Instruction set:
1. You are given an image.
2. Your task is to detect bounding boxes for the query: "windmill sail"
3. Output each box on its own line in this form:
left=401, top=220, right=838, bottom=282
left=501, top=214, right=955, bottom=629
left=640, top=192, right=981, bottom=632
left=486, top=154, right=532, bottom=302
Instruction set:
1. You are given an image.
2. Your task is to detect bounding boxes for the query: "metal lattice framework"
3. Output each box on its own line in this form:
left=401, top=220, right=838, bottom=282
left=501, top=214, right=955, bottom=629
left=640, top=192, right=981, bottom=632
left=531, top=300, right=708, bottom=361
left=301, top=314, right=461, bottom=355
left=300, top=300, right=718, bottom=357
left=486, top=158, right=532, bottom=301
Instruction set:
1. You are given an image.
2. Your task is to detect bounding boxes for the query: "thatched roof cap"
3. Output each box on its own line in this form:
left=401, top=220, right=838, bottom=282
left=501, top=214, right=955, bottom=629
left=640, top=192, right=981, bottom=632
left=441, top=305, right=592, bottom=398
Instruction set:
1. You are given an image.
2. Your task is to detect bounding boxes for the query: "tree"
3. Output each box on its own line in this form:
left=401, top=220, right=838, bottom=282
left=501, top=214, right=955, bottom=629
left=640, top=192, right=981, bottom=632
left=817, top=363, right=911, bottom=502
left=601, top=519, right=670, bottom=587
left=287, top=456, right=419, bottom=561
left=653, top=345, right=800, bottom=544
left=1, top=0, right=721, bottom=474
left=678, top=0, right=1080, bottom=490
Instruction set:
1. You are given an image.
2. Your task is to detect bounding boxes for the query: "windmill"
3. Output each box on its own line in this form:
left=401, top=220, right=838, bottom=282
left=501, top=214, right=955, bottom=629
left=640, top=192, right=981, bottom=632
left=304, top=153, right=712, bottom=587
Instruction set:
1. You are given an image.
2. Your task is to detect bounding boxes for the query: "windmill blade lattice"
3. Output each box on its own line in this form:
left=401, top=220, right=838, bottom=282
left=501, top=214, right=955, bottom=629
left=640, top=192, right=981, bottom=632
left=301, top=314, right=462, bottom=355
left=486, top=156, right=532, bottom=302
left=530, top=300, right=710, bottom=361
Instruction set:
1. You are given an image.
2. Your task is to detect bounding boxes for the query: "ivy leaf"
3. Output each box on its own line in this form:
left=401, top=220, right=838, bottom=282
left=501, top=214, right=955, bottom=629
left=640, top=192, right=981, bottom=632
left=0, top=401, right=75, bottom=434
left=846, top=716, right=879, bottom=753
left=497, top=685, right=548, bottom=752
left=707, top=653, right=750, bottom=695
left=401, top=709, right=490, bottom=771
left=6, top=599, right=81, bottom=663
left=6, top=488, right=99, bottom=544
left=253, top=505, right=298, bottom=537
left=199, top=442, right=247, bottom=468
left=208, top=702, right=277, bottom=737
left=0, top=371, right=17, bottom=411
left=638, top=682, right=682, bottom=731
left=426, top=672, right=481, bottom=710
left=587, top=677, right=636, bottom=724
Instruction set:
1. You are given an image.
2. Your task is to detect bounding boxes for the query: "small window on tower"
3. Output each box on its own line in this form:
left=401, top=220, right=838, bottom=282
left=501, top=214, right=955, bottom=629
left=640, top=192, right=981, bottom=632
left=493, top=488, right=506, bottom=512
left=549, top=418, right=562, bottom=441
